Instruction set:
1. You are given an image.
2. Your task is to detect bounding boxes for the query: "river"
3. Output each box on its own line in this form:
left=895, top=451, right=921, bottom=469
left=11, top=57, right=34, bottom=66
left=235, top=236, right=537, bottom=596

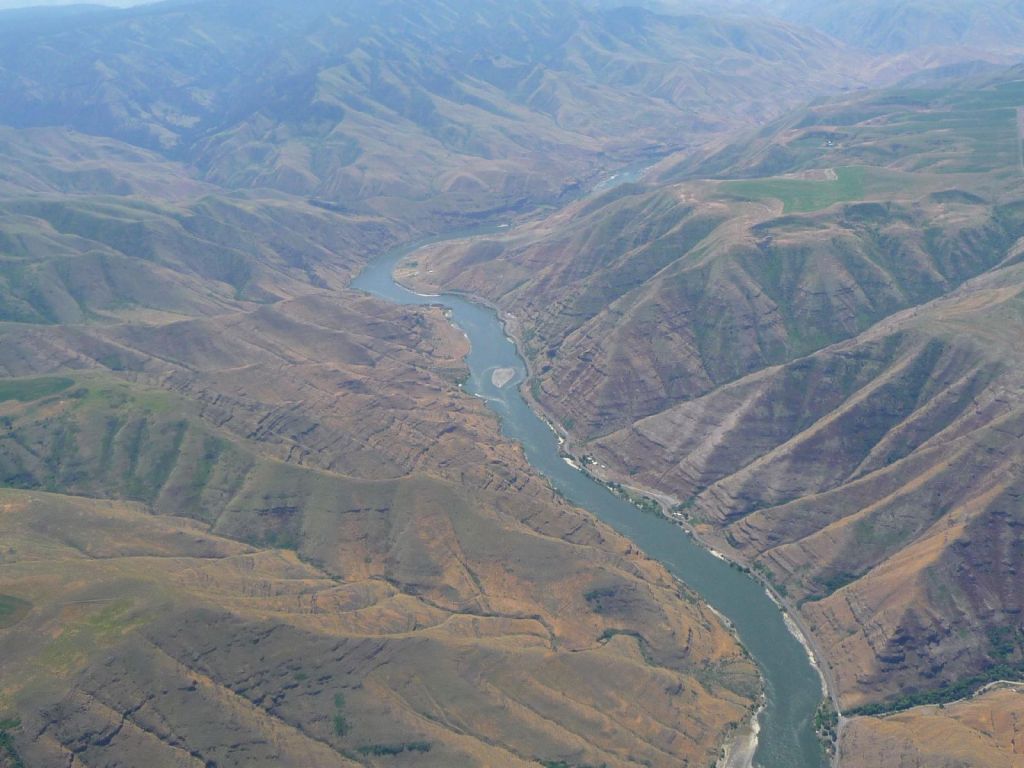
left=351, top=173, right=827, bottom=768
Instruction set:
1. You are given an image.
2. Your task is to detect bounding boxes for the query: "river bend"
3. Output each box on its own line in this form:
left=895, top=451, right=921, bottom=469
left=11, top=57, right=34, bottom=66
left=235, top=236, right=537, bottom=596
left=352, top=198, right=827, bottom=768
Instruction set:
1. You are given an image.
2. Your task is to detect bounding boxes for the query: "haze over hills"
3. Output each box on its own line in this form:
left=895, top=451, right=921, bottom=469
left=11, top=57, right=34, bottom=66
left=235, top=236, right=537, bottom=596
left=770, top=0, right=1024, bottom=56
left=0, top=0, right=870, bottom=230
left=592, top=0, right=1024, bottom=80
left=1, top=1, right=1024, bottom=767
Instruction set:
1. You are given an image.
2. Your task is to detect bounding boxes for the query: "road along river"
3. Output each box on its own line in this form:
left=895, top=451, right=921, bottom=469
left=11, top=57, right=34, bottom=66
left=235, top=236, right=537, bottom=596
left=352, top=193, right=828, bottom=768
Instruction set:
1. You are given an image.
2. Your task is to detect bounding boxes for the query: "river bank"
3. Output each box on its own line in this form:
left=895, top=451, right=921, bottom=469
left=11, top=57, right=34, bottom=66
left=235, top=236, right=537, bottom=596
left=719, top=704, right=762, bottom=768
left=523, top=378, right=846, bottom=763
left=498, top=289, right=844, bottom=765
left=382, top=250, right=823, bottom=765
left=396, top=271, right=769, bottom=768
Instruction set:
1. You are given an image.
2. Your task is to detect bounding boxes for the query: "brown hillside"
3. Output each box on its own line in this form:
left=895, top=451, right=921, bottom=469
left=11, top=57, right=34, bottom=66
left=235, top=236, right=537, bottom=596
left=0, top=290, right=756, bottom=766
left=841, top=686, right=1024, bottom=768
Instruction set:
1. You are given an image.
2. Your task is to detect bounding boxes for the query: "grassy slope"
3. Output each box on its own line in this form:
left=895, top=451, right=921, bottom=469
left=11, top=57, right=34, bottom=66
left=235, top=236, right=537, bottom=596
left=720, top=166, right=930, bottom=213
left=665, top=68, right=1024, bottom=180
left=840, top=686, right=1024, bottom=768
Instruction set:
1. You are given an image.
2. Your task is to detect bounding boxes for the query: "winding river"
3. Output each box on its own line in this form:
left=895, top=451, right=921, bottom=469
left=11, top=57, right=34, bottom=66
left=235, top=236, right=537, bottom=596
left=352, top=176, right=827, bottom=768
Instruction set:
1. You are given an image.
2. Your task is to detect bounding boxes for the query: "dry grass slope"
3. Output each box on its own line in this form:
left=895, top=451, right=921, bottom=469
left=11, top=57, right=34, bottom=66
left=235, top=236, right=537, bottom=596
left=841, top=686, right=1024, bottom=768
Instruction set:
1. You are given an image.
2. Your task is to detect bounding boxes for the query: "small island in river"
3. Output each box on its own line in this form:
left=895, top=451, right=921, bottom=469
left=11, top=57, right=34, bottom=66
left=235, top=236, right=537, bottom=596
left=491, top=367, right=516, bottom=388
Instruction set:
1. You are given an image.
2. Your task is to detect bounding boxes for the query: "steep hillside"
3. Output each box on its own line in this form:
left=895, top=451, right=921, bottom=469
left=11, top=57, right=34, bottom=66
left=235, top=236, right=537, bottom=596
left=407, top=68, right=1024, bottom=382
left=0, top=123, right=405, bottom=326
left=0, top=126, right=211, bottom=199
left=0, top=193, right=395, bottom=324
left=595, top=258, right=1024, bottom=709
left=404, top=71, right=1024, bottom=437
left=409, top=63, right=1024, bottom=739
left=406, top=187, right=1023, bottom=437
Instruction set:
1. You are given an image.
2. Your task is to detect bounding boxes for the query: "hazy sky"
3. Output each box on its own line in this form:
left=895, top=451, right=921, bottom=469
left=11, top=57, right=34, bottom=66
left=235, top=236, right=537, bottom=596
left=0, top=0, right=156, bottom=8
